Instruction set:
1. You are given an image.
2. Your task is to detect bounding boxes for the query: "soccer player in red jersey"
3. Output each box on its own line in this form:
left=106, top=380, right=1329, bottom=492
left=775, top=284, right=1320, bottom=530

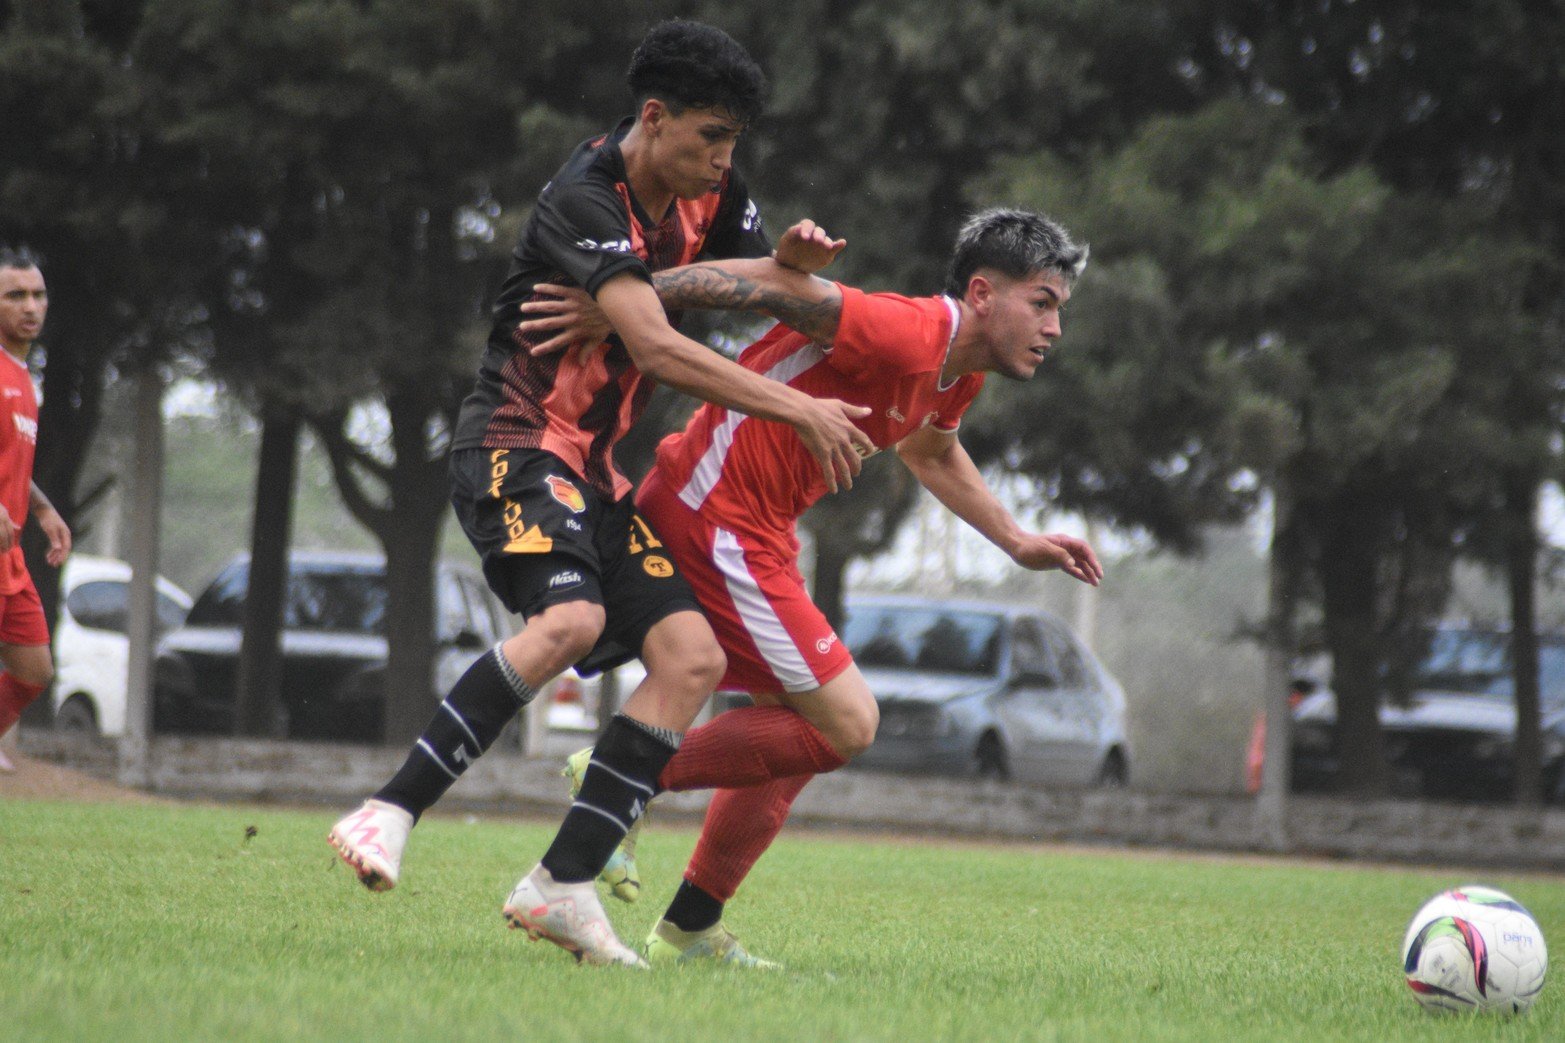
left=0, top=249, right=74, bottom=773
left=326, top=21, right=870, bottom=966
left=523, top=208, right=1100, bottom=965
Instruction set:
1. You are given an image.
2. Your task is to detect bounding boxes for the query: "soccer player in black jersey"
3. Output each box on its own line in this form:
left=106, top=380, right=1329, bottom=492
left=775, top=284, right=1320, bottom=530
left=327, top=20, right=872, bottom=966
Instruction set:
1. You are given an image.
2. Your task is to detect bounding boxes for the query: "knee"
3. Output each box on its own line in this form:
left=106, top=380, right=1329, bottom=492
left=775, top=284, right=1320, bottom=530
left=520, top=602, right=604, bottom=670
left=823, top=697, right=878, bottom=761
left=649, top=632, right=726, bottom=698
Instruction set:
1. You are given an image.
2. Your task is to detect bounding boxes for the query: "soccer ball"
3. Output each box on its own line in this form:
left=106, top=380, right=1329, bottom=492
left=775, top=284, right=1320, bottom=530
left=1401, top=884, right=1547, bottom=1014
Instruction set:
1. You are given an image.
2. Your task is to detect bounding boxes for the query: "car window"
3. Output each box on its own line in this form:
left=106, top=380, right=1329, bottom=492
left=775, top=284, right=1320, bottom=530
left=842, top=605, right=1002, bottom=676
left=285, top=570, right=387, bottom=633
left=1010, top=620, right=1056, bottom=685
left=1417, top=631, right=1565, bottom=710
left=1041, top=622, right=1088, bottom=688
left=155, top=592, right=189, bottom=633
left=185, top=562, right=250, bottom=626
left=66, top=580, right=129, bottom=634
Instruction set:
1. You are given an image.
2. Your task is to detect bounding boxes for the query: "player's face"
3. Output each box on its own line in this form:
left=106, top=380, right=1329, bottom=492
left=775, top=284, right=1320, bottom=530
left=0, top=266, right=47, bottom=353
left=649, top=103, right=745, bottom=200
left=977, top=270, right=1070, bottom=381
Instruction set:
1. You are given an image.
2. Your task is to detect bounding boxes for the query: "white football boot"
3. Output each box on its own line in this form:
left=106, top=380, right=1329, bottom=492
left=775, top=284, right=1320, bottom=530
left=502, top=863, right=647, bottom=968
left=327, top=799, right=413, bottom=892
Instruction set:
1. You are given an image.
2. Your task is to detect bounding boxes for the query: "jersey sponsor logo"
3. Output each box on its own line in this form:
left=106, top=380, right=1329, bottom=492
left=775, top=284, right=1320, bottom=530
left=546, top=474, right=586, bottom=513
left=548, top=570, right=584, bottom=590
left=815, top=633, right=839, bottom=655
left=12, top=413, right=36, bottom=444
left=573, top=236, right=633, bottom=254
left=741, top=199, right=761, bottom=232
left=642, top=555, right=674, bottom=578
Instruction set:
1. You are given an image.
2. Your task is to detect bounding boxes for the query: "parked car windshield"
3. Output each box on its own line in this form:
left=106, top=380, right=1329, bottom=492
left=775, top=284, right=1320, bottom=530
left=843, top=605, right=1003, bottom=676
left=185, top=562, right=389, bottom=634
left=1416, top=631, right=1565, bottom=710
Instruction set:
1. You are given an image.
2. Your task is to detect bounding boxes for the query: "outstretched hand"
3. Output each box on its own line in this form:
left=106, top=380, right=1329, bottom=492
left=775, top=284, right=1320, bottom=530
left=517, top=284, right=612, bottom=359
left=774, top=219, right=846, bottom=275
left=1011, top=532, right=1104, bottom=586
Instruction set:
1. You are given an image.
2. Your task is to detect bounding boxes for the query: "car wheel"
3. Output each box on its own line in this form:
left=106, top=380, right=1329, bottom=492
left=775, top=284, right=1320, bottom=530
left=1096, top=749, right=1128, bottom=789
left=55, top=694, right=99, bottom=735
left=975, top=732, right=1010, bottom=781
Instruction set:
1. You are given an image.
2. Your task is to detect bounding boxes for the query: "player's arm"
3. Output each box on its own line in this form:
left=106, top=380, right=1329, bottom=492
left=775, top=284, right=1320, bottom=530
left=593, top=273, right=871, bottom=492
left=29, top=481, right=70, bottom=566
left=895, top=425, right=1102, bottom=587
left=518, top=220, right=845, bottom=352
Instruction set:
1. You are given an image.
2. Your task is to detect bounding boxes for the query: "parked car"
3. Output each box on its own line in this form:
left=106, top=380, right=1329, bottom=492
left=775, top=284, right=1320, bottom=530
left=153, top=551, right=510, bottom=742
left=51, top=554, right=194, bottom=735
left=1290, top=627, right=1565, bottom=802
left=826, top=595, right=1131, bottom=786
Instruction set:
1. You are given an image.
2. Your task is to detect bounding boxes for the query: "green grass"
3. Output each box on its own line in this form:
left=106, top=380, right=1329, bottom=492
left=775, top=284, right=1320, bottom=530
left=2, top=800, right=1562, bottom=1041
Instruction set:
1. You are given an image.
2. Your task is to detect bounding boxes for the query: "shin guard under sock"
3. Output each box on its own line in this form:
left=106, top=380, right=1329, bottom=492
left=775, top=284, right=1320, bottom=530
left=684, top=774, right=813, bottom=903
left=541, top=713, right=680, bottom=883
left=658, top=704, right=845, bottom=791
left=374, top=645, right=534, bottom=820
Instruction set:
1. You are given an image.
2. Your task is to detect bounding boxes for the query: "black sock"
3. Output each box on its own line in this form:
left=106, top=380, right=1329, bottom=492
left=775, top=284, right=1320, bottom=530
left=541, top=713, right=680, bottom=883
left=664, top=880, right=724, bottom=933
left=374, top=646, right=534, bottom=820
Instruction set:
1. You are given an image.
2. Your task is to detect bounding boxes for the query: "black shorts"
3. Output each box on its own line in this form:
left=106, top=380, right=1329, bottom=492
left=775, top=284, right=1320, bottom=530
left=449, top=447, right=702, bottom=674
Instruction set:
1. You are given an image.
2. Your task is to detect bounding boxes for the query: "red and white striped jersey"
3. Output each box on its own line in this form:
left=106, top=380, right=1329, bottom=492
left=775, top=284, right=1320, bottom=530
left=651, top=285, right=984, bottom=550
left=0, top=349, right=38, bottom=594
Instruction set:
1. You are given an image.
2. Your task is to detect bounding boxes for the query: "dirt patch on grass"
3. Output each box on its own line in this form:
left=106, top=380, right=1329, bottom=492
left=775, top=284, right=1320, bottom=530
left=0, top=752, right=164, bottom=805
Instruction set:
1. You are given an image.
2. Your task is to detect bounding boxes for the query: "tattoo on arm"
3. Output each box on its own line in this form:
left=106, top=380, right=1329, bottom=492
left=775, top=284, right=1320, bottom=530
left=652, top=265, right=842, bottom=343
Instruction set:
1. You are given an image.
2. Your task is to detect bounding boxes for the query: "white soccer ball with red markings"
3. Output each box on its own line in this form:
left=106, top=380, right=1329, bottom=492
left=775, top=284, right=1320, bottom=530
left=1401, top=885, right=1547, bottom=1014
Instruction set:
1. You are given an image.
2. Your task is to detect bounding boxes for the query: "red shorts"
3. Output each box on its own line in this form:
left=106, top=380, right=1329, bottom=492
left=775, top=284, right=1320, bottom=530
left=0, top=575, right=49, bottom=647
left=636, top=469, right=852, bottom=695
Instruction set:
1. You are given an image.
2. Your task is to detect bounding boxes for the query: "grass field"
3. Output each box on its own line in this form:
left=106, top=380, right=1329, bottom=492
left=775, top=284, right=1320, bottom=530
left=3, top=799, right=1562, bottom=1041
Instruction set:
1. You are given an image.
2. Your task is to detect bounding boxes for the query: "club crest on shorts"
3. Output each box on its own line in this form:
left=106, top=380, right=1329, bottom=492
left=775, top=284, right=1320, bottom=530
left=545, top=475, right=586, bottom=513
left=643, top=555, right=674, bottom=578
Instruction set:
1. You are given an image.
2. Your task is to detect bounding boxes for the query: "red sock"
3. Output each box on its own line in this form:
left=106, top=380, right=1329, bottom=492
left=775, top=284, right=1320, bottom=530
left=0, top=674, right=46, bottom=737
left=658, top=705, right=846, bottom=792
left=684, top=774, right=813, bottom=902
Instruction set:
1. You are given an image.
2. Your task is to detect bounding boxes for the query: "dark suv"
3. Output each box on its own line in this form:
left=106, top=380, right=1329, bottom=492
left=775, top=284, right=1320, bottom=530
left=153, top=551, right=509, bottom=741
left=1290, top=628, right=1565, bottom=802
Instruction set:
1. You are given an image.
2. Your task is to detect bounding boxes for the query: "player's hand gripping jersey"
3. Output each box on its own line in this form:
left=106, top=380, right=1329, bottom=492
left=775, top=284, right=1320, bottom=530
left=652, top=286, right=985, bottom=546
left=452, top=117, right=770, bottom=499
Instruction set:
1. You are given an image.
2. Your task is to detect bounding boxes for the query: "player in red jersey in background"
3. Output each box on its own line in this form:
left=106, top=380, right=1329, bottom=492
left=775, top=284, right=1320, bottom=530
left=326, top=20, right=871, bottom=966
left=521, top=207, right=1100, bottom=965
left=0, top=248, right=74, bottom=773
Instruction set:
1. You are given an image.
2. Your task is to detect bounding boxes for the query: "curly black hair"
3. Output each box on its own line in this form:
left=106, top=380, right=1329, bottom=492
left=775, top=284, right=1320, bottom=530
left=627, top=20, right=767, bottom=124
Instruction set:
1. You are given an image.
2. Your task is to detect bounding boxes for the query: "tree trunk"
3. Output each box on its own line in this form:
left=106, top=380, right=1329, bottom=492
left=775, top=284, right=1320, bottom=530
left=21, top=311, right=107, bottom=728
left=812, top=536, right=852, bottom=634
left=1315, top=491, right=1389, bottom=796
left=381, top=522, right=440, bottom=744
left=233, top=405, right=300, bottom=738
left=1503, top=469, right=1543, bottom=805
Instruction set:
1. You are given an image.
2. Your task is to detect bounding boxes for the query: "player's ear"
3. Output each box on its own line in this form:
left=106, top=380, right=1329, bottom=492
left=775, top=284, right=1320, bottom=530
left=639, top=97, right=667, bottom=134
left=967, top=274, right=994, bottom=314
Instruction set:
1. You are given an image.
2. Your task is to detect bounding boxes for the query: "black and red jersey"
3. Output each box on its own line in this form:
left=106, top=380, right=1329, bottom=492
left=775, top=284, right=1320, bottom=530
left=453, top=116, right=771, bottom=500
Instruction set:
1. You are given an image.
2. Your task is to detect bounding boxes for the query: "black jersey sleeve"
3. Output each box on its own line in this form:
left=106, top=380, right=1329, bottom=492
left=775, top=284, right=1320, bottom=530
left=699, top=167, right=772, bottom=261
left=531, top=178, right=652, bottom=296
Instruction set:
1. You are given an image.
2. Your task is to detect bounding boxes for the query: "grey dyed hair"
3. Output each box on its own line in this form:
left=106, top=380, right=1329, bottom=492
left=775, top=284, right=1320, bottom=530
left=942, top=208, right=1088, bottom=298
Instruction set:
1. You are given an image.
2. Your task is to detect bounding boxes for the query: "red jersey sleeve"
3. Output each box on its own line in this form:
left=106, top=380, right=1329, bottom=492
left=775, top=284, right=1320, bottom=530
left=822, top=286, right=953, bottom=381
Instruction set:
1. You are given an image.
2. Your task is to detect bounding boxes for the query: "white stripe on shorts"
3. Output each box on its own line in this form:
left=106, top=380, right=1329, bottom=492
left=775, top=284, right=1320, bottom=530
left=710, top=526, right=819, bottom=693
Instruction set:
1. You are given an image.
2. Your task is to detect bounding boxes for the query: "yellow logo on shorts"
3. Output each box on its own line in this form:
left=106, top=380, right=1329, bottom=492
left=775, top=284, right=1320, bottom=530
left=643, top=555, right=674, bottom=578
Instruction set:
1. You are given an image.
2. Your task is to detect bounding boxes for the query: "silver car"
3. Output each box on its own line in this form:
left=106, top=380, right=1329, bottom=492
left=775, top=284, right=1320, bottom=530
left=844, top=595, right=1131, bottom=786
